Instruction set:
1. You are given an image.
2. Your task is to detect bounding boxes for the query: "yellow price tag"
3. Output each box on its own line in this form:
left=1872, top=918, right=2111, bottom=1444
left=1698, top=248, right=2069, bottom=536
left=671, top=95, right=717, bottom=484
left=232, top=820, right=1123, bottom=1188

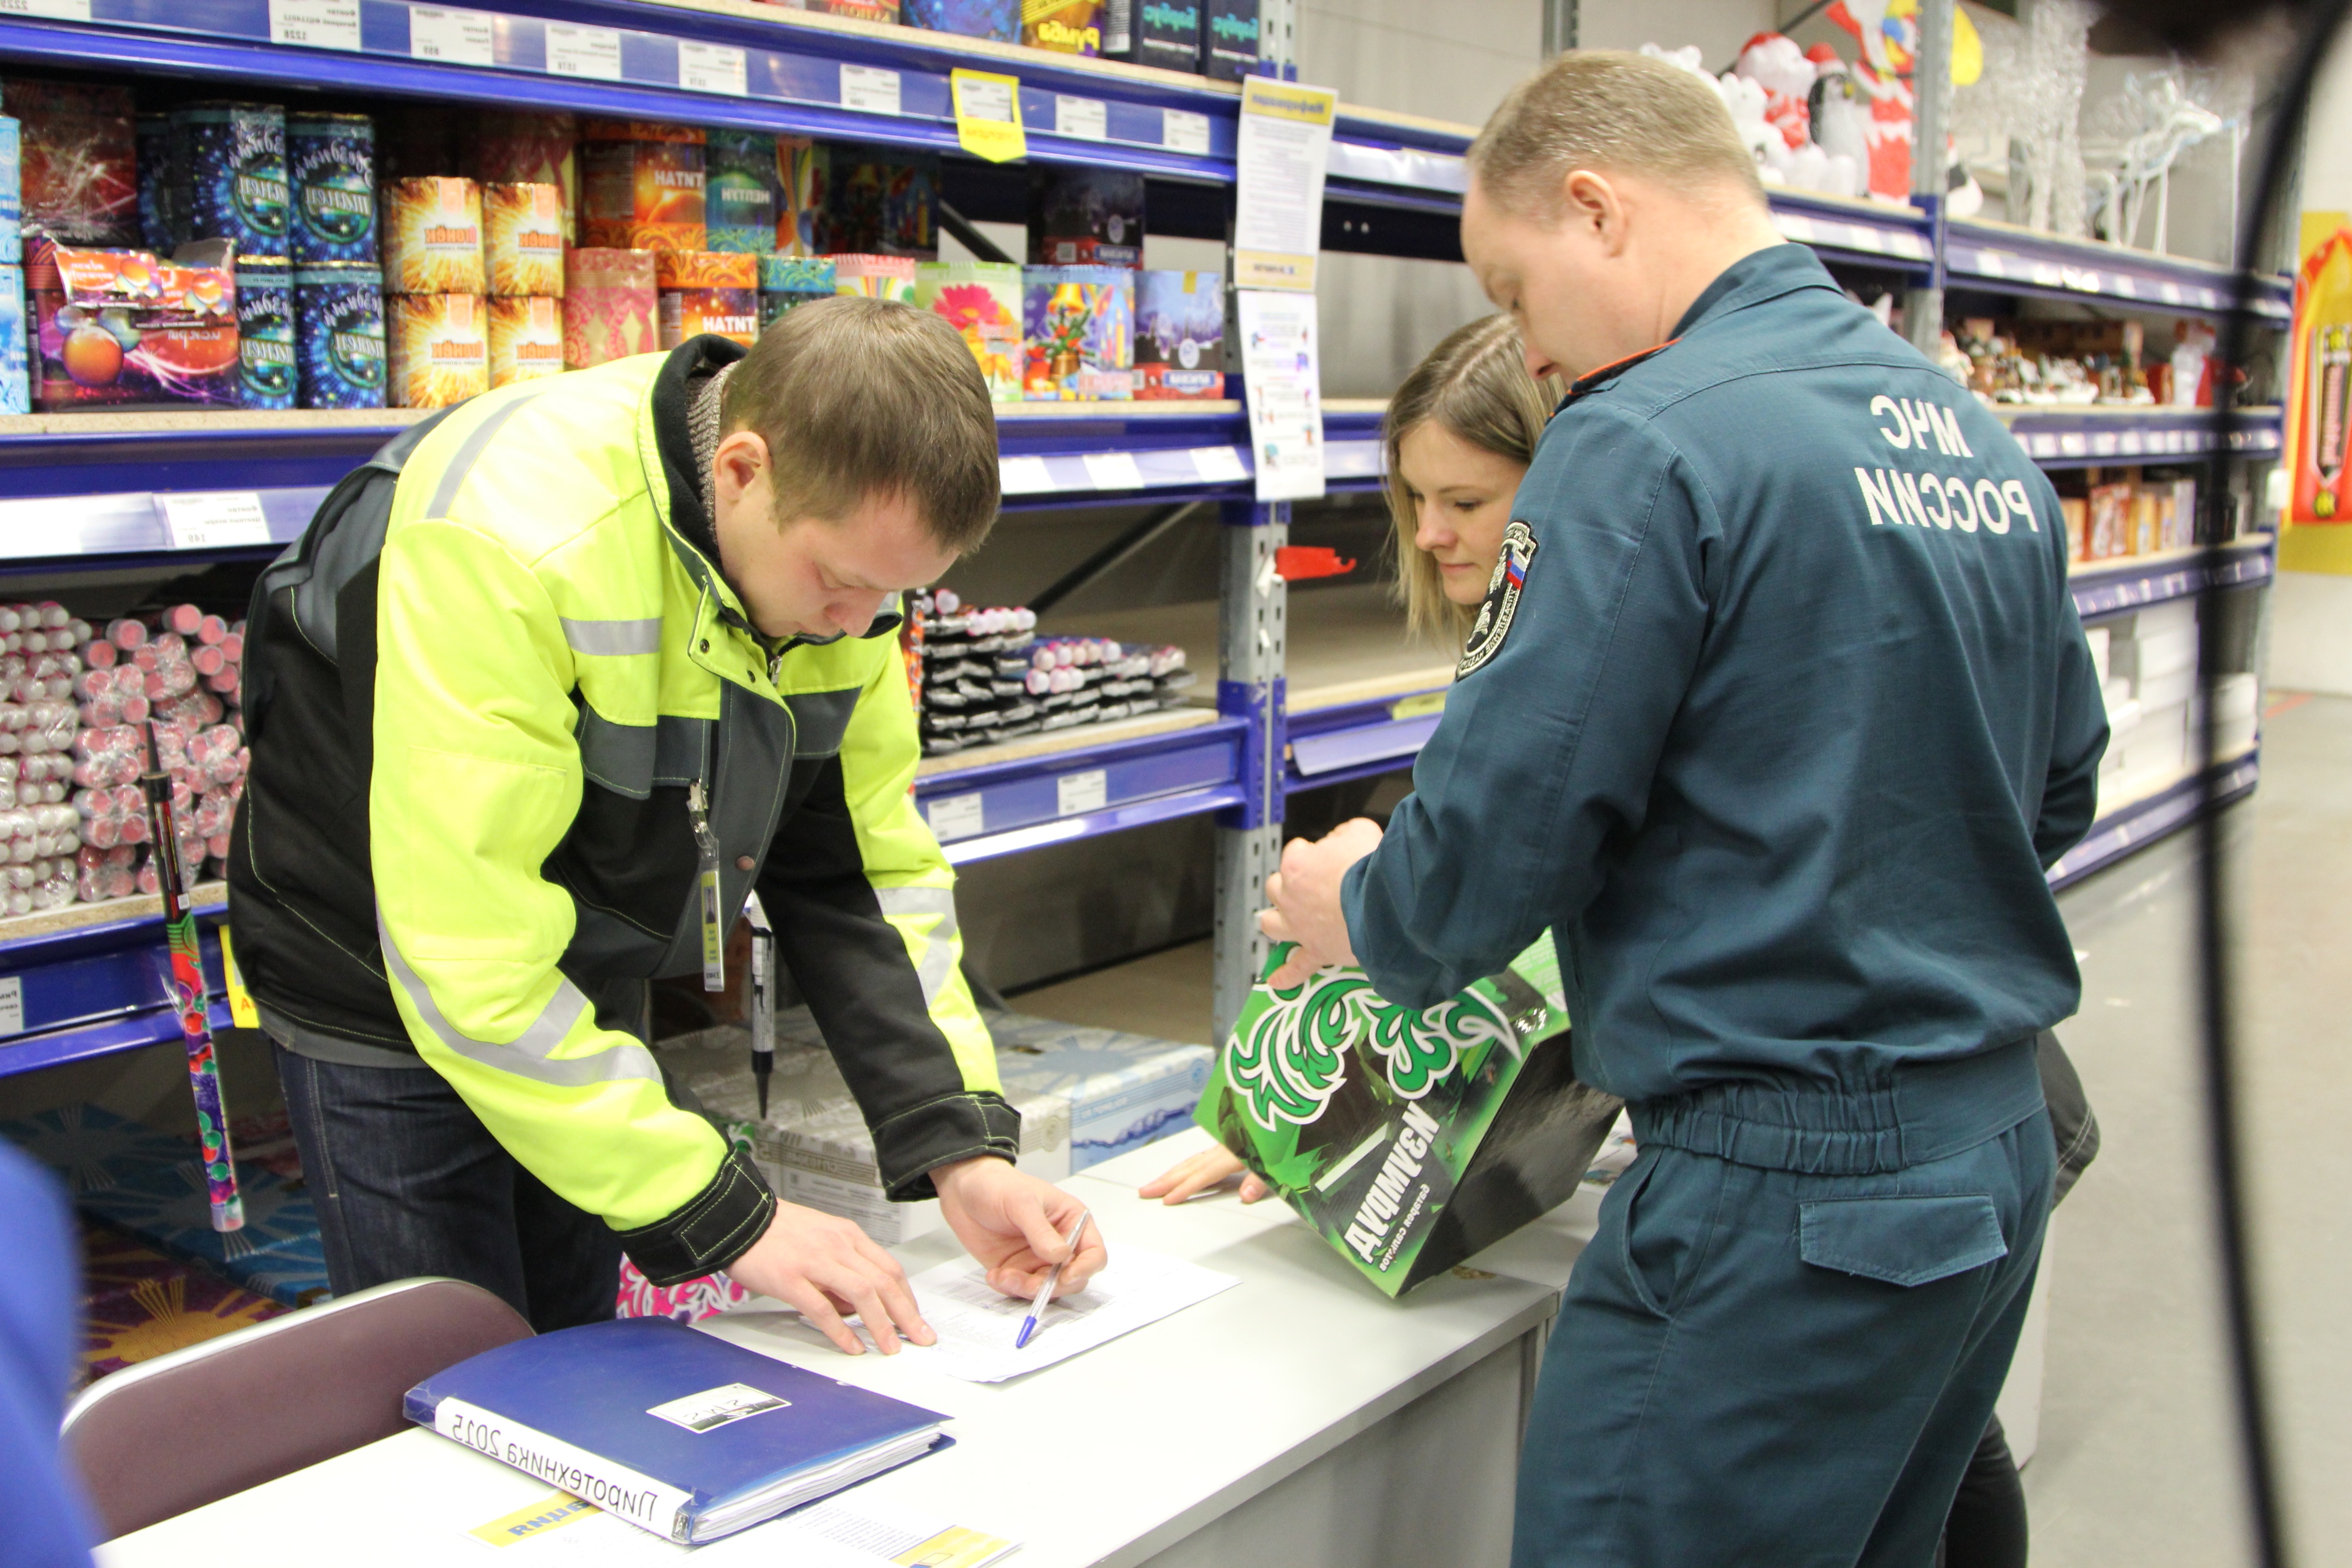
left=951, top=68, right=1026, bottom=164
left=217, top=926, right=260, bottom=1029
left=1390, top=690, right=1447, bottom=721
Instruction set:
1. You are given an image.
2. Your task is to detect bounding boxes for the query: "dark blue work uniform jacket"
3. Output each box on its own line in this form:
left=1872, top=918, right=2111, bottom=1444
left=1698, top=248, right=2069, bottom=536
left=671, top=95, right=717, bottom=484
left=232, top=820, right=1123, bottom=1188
left=1344, top=243, right=2110, bottom=1175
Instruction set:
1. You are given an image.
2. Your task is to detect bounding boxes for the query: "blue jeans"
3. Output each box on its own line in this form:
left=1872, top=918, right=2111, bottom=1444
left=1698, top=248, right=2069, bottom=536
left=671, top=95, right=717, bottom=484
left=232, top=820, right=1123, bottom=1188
left=1514, top=1108, right=2055, bottom=1568
left=275, top=1045, right=622, bottom=1332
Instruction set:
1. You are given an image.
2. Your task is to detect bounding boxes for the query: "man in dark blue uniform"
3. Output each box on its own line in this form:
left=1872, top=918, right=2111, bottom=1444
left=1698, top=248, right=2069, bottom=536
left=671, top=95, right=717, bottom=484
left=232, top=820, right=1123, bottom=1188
left=1264, top=52, right=2108, bottom=1566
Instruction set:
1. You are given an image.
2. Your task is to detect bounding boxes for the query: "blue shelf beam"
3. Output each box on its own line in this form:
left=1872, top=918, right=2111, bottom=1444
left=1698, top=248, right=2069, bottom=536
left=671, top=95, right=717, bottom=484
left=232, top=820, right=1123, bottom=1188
left=2002, top=406, right=2283, bottom=469
left=0, top=908, right=235, bottom=1079
left=1945, top=220, right=2292, bottom=323
left=2047, top=751, right=2259, bottom=890
left=914, top=716, right=1248, bottom=866
left=2071, top=536, right=2274, bottom=622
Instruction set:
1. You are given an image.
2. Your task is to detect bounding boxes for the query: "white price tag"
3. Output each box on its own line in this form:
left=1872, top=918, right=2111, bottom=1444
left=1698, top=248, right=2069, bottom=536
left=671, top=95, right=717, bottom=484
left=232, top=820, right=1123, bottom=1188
left=409, top=5, right=495, bottom=66
left=1191, top=446, right=1249, bottom=483
left=546, top=22, right=622, bottom=79
left=926, top=793, right=985, bottom=842
left=1773, top=212, right=1816, bottom=244
left=1081, top=451, right=1145, bottom=490
left=957, top=74, right=1016, bottom=124
left=1978, top=251, right=2007, bottom=278
left=1162, top=108, right=1210, bottom=156
left=270, top=0, right=361, bottom=50
left=1056, top=769, right=1108, bottom=818
left=841, top=63, right=903, bottom=116
left=1055, top=95, right=1108, bottom=141
left=1844, top=225, right=1884, bottom=254
left=158, top=492, right=273, bottom=551
left=2160, top=282, right=2183, bottom=306
left=0, top=975, right=21, bottom=1038
left=0, top=0, right=94, bottom=20
left=679, top=39, right=747, bottom=97
left=998, top=455, right=1055, bottom=495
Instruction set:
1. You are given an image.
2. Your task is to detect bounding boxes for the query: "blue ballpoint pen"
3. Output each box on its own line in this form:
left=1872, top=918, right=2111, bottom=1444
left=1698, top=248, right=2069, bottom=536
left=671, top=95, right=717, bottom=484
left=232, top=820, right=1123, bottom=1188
left=1013, top=1208, right=1093, bottom=1350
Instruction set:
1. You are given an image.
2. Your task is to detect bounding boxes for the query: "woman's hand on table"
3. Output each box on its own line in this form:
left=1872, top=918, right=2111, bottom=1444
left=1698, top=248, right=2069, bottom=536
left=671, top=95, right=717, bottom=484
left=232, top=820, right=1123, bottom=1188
left=1140, top=1145, right=1270, bottom=1205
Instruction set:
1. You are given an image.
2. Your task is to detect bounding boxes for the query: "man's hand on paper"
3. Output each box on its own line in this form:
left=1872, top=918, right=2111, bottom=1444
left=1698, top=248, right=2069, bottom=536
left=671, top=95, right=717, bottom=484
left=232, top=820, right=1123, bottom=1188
left=1139, top=1145, right=1270, bottom=1205
left=933, top=1155, right=1108, bottom=1300
left=1259, top=817, right=1382, bottom=989
left=727, top=1199, right=936, bottom=1357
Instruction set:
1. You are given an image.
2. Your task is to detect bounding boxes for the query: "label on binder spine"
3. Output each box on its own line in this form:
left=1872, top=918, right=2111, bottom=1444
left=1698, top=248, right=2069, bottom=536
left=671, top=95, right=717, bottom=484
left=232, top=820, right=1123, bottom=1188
left=433, top=1395, right=695, bottom=1542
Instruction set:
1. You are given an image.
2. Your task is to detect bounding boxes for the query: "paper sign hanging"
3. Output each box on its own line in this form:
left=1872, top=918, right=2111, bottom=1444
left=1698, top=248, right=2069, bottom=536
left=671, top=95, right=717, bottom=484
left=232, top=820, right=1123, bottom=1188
left=1234, top=76, right=1336, bottom=293
left=1237, top=289, right=1324, bottom=501
left=952, top=69, right=1027, bottom=164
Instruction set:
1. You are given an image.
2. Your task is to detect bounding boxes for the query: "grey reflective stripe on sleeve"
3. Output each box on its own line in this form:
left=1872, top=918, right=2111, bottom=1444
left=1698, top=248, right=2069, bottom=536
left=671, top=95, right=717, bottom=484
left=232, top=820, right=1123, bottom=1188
left=576, top=705, right=656, bottom=800
left=376, top=912, right=662, bottom=1088
left=876, top=886, right=960, bottom=1005
left=561, top=617, right=664, bottom=657
left=425, top=387, right=550, bottom=518
left=781, top=688, right=860, bottom=760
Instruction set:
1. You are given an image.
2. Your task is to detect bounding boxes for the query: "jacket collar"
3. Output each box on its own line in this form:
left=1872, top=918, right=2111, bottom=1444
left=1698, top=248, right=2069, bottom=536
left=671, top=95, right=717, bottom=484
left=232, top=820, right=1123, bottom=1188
left=645, top=335, right=902, bottom=654
left=1557, top=242, right=1842, bottom=409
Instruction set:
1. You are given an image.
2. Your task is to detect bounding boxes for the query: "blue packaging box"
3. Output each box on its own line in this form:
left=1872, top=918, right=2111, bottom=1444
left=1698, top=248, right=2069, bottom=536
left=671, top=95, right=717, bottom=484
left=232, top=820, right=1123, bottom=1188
left=0, top=116, right=20, bottom=264
left=0, top=265, right=23, bottom=415
left=987, top=1011, right=1213, bottom=1169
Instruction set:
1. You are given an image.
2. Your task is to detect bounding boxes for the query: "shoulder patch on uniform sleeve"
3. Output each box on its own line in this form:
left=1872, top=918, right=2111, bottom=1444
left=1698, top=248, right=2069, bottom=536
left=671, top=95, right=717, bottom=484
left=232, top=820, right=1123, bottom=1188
left=1456, top=520, right=1537, bottom=679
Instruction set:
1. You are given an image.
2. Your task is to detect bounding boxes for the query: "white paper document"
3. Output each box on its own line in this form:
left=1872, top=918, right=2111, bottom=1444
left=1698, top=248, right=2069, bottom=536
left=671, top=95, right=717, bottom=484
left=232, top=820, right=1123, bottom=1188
left=890, top=1246, right=1238, bottom=1383
left=1233, top=77, right=1336, bottom=292
left=1236, top=290, right=1326, bottom=501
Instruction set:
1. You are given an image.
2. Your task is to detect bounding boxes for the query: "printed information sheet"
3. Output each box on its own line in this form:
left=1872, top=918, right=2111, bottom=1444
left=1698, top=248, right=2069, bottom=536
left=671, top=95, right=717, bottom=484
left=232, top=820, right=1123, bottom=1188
left=1237, top=290, right=1327, bottom=501
left=1234, top=77, right=1336, bottom=292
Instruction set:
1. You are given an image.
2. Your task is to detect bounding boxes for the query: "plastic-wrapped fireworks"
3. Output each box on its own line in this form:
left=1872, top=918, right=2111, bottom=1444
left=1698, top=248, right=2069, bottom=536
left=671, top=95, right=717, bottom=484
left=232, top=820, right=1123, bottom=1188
left=899, top=588, right=1192, bottom=758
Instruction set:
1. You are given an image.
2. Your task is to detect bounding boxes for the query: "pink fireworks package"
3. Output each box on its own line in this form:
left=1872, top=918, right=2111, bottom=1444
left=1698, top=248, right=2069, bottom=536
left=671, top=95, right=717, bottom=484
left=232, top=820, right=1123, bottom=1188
left=564, top=246, right=658, bottom=368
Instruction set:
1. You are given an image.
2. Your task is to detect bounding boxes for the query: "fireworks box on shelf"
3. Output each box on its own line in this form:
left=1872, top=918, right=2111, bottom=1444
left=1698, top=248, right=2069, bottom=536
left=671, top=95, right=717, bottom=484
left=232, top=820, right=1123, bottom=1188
left=705, top=130, right=781, bottom=254
left=1106, top=0, right=1204, bottom=70
left=1032, top=168, right=1143, bottom=268
left=1024, top=0, right=1104, bottom=52
left=915, top=260, right=1022, bottom=401
left=904, top=0, right=1019, bottom=42
left=828, top=251, right=915, bottom=301
left=655, top=1015, right=1073, bottom=1248
left=1135, top=270, right=1224, bottom=399
left=818, top=145, right=934, bottom=256
left=656, top=249, right=758, bottom=348
left=1197, top=936, right=1621, bottom=1298
left=900, top=588, right=1195, bottom=759
left=564, top=247, right=657, bottom=368
left=4, top=77, right=138, bottom=246
left=986, top=1012, right=1215, bottom=1171
left=580, top=120, right=706, bottom=256
left=1023, top=265, right=1134, bottom=400
left=757, top=254, right=834, bottom=330
left=27, top=240, right=239, bottom=409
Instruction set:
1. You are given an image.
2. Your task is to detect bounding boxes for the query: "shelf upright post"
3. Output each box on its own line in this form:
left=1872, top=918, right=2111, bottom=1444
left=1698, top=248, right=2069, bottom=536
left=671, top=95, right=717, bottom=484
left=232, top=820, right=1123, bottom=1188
left=1901, top=0, right=1955, bottom=355
left=1212, top=501, right=1289, bottom=1046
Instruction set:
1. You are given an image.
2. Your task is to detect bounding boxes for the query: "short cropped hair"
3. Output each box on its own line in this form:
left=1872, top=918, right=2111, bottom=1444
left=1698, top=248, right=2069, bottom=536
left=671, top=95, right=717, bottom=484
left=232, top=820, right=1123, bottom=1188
left=722, top=295, right=1000, bottom=552
left=1384, top=315, right=1558, bottom=641
left=1469, top=49, right=1766, bottom=219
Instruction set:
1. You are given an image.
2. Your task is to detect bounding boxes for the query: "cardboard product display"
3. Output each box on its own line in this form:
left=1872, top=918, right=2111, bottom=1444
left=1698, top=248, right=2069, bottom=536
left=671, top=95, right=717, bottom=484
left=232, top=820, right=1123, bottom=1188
left=705, top=130, right=781, bottom=254
left=1135, top=269, right=1224, bottom=399
left=386, top=290, right=489, bottom=408
left=915, top=260, right=1022, bottom=401
left=564, top=247, right=658, bottom=368
left=380, top=175, right=484, bottom=295
left=1022, top=264, right=1133, bottom=400
left=488, top=295, right=564, bottom=385
left=986, top=1012, right=1215, bottom=1171
left=1198, top=938, right=1621, bottom=1297
left=580, top=123, right=707, bottom=256
left=29, top=241, right=240, bottom=409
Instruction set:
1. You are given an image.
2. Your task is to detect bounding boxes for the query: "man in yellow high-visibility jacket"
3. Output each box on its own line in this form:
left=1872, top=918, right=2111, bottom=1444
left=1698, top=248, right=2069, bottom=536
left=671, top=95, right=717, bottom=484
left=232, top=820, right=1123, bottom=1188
left=229, top=299, right=1102, bottom=1351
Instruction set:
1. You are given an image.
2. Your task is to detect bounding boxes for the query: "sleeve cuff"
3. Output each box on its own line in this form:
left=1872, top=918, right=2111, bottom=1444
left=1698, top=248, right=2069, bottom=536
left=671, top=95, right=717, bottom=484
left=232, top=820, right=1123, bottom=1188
left=615, top=1147, right=776, bottom=1288
left=870, top=1089, right=1023, bottom=1201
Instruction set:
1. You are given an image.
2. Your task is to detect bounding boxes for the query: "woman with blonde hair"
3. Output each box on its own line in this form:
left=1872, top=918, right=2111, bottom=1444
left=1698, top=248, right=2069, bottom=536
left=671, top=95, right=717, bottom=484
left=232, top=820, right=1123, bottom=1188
left=1143, top=312, right=1557, bottom=1206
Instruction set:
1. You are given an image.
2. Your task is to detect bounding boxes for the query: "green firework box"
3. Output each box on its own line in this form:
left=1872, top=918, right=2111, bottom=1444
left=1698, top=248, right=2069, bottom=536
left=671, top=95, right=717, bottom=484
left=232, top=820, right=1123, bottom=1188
left=1198, top=936, right=1621, bottom=1297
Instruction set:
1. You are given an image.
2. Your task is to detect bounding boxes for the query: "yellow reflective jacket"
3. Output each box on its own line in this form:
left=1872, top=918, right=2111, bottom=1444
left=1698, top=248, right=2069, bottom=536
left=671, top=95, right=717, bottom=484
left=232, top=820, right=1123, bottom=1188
left=228, top=339, right=1013, bottom=1285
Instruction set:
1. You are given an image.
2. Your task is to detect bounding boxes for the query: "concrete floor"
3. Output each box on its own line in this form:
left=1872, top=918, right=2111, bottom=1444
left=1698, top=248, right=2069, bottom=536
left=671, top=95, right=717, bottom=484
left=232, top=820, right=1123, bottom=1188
left=1012, top=692, right=2352, bottom=1566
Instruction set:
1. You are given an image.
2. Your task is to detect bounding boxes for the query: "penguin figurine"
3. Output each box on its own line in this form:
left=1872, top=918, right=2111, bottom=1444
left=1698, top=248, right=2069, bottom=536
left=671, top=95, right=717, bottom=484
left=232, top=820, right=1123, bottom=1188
left=1806, top=43, right=1869, bottom=199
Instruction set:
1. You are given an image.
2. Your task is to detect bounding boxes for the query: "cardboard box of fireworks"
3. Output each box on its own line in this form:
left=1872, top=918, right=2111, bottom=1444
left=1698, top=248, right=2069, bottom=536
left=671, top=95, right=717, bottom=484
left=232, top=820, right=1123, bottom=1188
left=656, top=1008, right=1212, bottom=1245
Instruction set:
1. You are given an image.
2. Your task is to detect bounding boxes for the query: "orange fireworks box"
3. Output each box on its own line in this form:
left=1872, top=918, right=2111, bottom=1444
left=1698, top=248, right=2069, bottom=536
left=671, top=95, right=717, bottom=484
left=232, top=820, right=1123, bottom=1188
left=582, top=120, right=706, bottom=256
left=387, top=290, right=488, bottom=407
left=483, top=181, right=565, bottom=298
left=29, top=240, right=239, bottom=408
left=489, top=295, right=564, bottom=386
left=916, top=260, right=1021, bottom=401
left=381, top=175, right=485, bottom=295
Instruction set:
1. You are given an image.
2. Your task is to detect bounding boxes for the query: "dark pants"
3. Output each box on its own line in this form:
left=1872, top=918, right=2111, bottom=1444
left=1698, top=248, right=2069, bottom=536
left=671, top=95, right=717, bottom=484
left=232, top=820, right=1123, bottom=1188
left=275, top=1045, right=622, bottom=1333
left=1513, top=1109, right=2055, bottom=1568
left=1941, top=1415, right=2028, bottom=1567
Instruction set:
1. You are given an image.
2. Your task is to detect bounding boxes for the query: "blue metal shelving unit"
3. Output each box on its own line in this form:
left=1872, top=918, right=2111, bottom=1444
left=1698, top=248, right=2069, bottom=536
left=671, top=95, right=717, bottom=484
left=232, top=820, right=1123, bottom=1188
left=0, top=2, right=2295, bottom=1070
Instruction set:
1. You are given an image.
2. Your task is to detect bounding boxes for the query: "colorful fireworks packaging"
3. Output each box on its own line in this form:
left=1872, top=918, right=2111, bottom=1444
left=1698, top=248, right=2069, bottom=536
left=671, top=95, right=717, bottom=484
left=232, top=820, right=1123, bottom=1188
left=1024, top=0, right=1105, bottom=54
left=1106, top=0, right=1204, bottom=70
left=29, top=242, right=240, bottom=409
left=756, top=254, right=834, bottom=331
left=5, top=78, right=138, bottom=245
left=1198, top=937, right=1620, bottom=1297
left=293, top=262, right=386, bottom=409
left=704, top=130, right=779, bottom=255
left=1033, top=168, right=1143, bottom=269
left=1202, top=0, right=1262, bottom=80
left=562, top=246, right=658, bottom=368
left=904, top=0, right=1018, bottom=41
left=581, top=121, right=706, bottom=257
left=774, top=137, right=825, bottom=257
left=473, top=110, right=579, bottom=244
left=387, top=290, right=488, bottom=408
left=916, top=260, right=1021, bottom=402
left=488, top=295, right=564, bottom=386
left=287, top=113, right=376, bottom=265
left=173, top=103, right=290, bottom=260
left=818, top=146, right=933, bottom=256
left=380, top=176, right=483, bottom=295
left=827, top=252, right=915, bottom=302
left=1022, top=265, right=1133, bottom=401
left=656, top=249, right=757, bottom=348
left=904, top=588, right=1192, bottom=757
left=796, top=0, right=898, bottom=20
left=234, top=258, right=296, bottom=411
left=483, top=181, right=564, bottom=298
left=1, top=114, right=23, bottom=261
left=1135, top=269, right=1224, bottom=399
left=0, top=265, right=25, bottom=414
